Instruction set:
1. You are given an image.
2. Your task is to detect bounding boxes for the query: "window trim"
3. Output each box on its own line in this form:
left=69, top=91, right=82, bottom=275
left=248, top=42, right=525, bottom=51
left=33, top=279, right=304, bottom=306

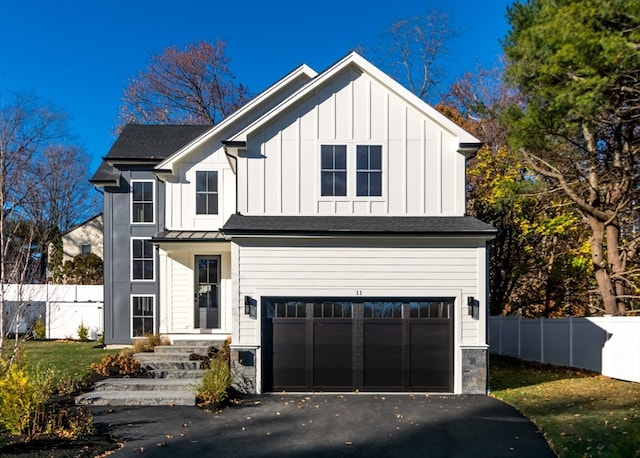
left=130, top=180, right=155, bottom=224
left=131, top=237, right=155, bottom=282
left=356, top=144, right=383, bottom=197
left=130, top=294, right=156, bottom=338
left=320, top=145, right=348, bottom=197
left=318, top=143, right=384, bottom=200
left=195, top=170, right=220, bottom=215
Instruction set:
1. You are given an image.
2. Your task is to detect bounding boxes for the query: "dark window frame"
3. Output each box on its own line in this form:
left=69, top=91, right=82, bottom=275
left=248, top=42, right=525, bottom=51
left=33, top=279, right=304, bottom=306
left=131, top=238, right=154, bottom=281
left=131, top=180, right=154, bottom=223
left=195, top=171, right=219, bottom=215
left=320, top=145, right=347, bottom=196
left=131, top=295, right=155, bottom=338
left=356, top=145, right=382, bottom=197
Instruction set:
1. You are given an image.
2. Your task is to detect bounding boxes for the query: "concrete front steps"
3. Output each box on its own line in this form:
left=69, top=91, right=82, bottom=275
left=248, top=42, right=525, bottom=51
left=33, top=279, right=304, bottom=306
left=75, top=341, right=217, bottom=407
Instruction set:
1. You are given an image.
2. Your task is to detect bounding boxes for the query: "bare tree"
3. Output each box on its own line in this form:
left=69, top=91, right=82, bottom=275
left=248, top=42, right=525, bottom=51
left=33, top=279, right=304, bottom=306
left=0, top=93, right=95, bottom=350
left=368, top=8, right=457, bottom=102
left=118, top=39, right=251, bottom=128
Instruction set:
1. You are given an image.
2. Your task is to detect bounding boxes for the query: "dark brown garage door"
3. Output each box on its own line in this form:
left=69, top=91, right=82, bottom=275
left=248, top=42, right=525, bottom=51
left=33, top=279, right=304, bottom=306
left=262, top=298, right=453, bottom=392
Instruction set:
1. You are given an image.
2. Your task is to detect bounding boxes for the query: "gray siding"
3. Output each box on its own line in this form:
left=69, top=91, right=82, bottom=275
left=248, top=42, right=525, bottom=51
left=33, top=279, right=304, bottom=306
left=103, top=166, right=163, bottom=345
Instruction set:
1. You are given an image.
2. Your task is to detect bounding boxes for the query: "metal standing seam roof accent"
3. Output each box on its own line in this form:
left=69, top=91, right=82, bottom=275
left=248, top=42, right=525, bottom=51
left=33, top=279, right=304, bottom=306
left=221, top=214, right=497, bottom=236
left=151, top=230, right=227, bottom=242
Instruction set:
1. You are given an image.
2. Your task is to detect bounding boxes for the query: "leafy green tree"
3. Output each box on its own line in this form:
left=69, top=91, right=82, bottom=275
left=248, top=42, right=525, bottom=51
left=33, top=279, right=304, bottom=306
left=58, top=253, right=103, bottom=285
left=503, top=0, right=640, bottom=315
left=439, top=69, right=591, bottom=316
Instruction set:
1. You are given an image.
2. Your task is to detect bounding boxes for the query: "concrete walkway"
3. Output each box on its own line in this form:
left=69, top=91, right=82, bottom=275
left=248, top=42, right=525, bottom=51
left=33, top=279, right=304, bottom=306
left=91, top=394, right=555, bottom=457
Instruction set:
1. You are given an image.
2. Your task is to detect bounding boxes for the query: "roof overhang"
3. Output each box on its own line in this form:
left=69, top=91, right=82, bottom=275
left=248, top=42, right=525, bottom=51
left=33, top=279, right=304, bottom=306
left=221, top=214, right=497, bottom=241
left=89, top=176, right=120, bottom=188
left=105, top=157, right=162, bottom=167
left=458, top=142, right=485, bottom=160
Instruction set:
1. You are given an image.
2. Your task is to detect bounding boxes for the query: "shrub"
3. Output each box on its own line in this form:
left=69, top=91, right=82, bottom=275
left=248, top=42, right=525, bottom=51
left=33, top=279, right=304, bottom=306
left=32, top=318, right=46, bottom=340
left=77, top=322, right=89, bottom=341
left=90, top=350, right=144, bottom=377
left=196, top=338, right=232, bottom=407
left=132, top=333, right=171, bottom=353
left=46, top=406, right=94, bottom=439
left=0, top=362, right=57, bottom=440
left=196, top=356, right=231, bottom=408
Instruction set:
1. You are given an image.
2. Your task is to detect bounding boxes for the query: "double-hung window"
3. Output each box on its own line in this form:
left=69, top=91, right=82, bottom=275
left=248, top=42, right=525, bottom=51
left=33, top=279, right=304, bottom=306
left=131, top=295, right=155, bottom=337
left=196, top=171, right=218, bottom=215
left=132, top=238, right=154, bottom=281
left=131, top=181, right=154, bottom=223
left=321, top=145, right=347, bottom=196
left=356, top=145, right=382, bottom=197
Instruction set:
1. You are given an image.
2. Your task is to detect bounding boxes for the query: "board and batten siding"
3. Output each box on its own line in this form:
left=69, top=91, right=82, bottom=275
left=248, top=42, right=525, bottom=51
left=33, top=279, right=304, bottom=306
left=164, top=142, right=236, bottom=231
left=234, top=239, right=487, bottom=347
left=237, top=68, right=466, bottom=217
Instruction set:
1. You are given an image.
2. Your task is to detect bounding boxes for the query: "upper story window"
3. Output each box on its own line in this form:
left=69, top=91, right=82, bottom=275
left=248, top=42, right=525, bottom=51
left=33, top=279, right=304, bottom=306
left=131, top=181, right=154, bottom=223
left=356, top=145, right=382, bottom=197
left=321, top=145, right=347, bottom=196
left=320, top=144, right=383, bottom=198
left=81, top=244, right=91, bottom=255
left=196, top=171, right=219, bottom=215
left=131, top=238, right=154, bottom=281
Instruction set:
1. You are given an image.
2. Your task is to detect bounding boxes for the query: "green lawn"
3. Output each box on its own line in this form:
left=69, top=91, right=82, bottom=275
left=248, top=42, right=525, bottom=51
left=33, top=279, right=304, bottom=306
left=490, top=355, right=640, bottom=457
left=1, top=339, right=119, bottom=381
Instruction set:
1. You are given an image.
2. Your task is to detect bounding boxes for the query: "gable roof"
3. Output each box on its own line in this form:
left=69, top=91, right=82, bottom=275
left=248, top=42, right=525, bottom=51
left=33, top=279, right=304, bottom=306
left=154, top=63, right=317, bottom=172
left=226, top=51, right=481, bottom=146
left=61, top=213, right=103, bottom=236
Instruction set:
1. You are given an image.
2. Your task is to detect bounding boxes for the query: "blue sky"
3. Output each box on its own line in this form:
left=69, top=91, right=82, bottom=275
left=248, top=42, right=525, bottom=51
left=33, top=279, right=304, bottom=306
left=0, top=0, right=513, bottom=173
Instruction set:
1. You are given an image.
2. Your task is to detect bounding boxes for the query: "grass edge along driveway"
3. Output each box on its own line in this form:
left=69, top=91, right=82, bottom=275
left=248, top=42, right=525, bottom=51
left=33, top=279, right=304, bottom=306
left=489, top=355, right=640, bottom=458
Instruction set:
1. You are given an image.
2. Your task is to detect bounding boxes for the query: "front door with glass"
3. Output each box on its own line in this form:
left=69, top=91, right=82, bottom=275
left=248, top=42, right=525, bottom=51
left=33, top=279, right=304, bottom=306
left=195, top=256, right=220, bottom=329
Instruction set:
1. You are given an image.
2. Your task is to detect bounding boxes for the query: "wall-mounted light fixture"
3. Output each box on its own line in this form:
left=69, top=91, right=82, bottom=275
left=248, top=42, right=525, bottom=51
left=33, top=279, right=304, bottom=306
left=467, top=297, right=480, bottom=320
left=244, top=296, right=257, bottom=319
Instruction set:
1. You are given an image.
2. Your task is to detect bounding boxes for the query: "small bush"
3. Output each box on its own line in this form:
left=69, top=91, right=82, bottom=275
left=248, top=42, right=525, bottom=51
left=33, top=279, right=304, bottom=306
left=90, top=350, right=144, bottom=377
left=196, top=356, right=231, bottom=408
left=46, top=406, right=94, bottom=439
left=131, top=333, right=171, bottom=353
left=0, top=362, right=57, bottom=440
left=196, top=338, right=232, bottom=408
left=77, top=322, right=89, bottom=341
left=32, top=319, right=46, bottom=340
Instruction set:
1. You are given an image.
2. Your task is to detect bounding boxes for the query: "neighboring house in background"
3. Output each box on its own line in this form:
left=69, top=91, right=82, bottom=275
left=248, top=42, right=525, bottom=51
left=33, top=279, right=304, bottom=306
left=60, top=214, right=104, bottom=262
left=90, top=52, right=496, bottom=395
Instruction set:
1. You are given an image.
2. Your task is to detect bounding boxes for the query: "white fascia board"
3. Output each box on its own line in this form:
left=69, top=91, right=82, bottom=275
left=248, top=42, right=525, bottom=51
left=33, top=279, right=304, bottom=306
left=155, top=64, right=318, bottom=174
left=228, top=51, right=481, bottom=145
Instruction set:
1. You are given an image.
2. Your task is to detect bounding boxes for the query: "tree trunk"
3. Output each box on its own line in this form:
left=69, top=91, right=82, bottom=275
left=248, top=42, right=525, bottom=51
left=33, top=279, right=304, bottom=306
left=587, top=215, right=624, bottom=315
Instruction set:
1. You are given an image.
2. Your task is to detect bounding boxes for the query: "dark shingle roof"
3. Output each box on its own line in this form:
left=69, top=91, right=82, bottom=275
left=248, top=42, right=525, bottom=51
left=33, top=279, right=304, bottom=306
left=222, top=214, right=496, bottom=237
left=90, top=124, right=211, bottom=183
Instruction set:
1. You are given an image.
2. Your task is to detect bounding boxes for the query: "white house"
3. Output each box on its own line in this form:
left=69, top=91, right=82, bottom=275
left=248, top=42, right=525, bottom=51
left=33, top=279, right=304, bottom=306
left=92, top=51, right=495, bottom=394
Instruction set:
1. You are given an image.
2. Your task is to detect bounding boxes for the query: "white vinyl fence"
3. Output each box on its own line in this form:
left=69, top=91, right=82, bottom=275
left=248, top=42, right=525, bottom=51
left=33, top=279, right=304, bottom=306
left=2, top=284, right=103, bottom=340
left=489, top=316, right=640, bottom=383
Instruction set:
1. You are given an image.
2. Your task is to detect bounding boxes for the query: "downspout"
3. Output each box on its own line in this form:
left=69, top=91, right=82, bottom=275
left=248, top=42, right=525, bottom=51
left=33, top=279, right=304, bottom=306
left=223, top=146, right=240, bottom=215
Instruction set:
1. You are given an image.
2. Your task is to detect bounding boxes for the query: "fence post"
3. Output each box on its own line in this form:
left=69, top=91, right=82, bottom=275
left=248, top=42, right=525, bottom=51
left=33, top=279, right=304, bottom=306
left=540, top=317, right=545, bottom=363
left=569, top=316, right=574, bottom=367
left=517, top=315, right=522, bottom=359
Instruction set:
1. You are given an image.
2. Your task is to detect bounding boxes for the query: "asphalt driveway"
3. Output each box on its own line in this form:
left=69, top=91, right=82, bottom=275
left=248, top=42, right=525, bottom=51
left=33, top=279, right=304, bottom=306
left=91, top=394, right=555, bottom=457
